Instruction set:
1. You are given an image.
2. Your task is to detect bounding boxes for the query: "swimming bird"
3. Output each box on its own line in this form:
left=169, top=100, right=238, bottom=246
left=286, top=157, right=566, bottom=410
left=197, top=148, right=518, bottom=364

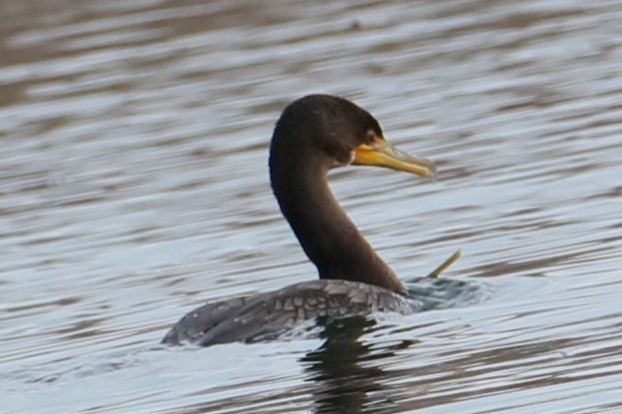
left=162, top=95, right=437, bottom=346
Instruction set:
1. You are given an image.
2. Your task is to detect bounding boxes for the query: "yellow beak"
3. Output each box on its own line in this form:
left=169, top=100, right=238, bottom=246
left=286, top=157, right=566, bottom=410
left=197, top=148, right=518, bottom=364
left=352, top=137, right=437, bottom=179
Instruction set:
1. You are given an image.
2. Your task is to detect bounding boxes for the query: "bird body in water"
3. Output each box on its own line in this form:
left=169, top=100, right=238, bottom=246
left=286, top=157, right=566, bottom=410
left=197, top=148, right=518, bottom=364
left=162, top=95, right=437, bottom=346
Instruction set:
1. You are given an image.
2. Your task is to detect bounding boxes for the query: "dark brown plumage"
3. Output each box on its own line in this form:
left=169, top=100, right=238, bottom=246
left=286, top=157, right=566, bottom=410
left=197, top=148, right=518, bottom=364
left=163, top=95, right=436, bottom=346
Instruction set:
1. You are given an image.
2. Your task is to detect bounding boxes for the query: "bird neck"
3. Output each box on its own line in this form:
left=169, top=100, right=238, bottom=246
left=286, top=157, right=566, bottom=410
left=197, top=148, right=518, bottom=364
left=271, top=162, right=406, bottom=294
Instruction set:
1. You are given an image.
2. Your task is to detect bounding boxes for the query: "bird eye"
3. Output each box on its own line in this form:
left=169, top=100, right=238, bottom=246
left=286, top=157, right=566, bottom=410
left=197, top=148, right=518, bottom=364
left=365, top=129, right=376, bottom=143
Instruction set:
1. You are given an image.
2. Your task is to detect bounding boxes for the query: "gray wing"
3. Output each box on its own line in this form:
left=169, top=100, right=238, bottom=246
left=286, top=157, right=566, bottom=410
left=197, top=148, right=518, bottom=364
left=194, top=280, right=421, bottom=347
left=161, top=295, right=250, bottom=345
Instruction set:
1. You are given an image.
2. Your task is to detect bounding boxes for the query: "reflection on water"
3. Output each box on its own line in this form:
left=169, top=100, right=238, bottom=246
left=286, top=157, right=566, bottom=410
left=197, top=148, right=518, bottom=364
left=301, top=318, right=399, bottom=414
left=1, top=0, right=622, bottom=413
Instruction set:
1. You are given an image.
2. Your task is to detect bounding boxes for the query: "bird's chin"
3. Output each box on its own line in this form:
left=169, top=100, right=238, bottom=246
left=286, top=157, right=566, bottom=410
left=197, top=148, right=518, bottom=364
left=330, top=151, right=356, bottom=169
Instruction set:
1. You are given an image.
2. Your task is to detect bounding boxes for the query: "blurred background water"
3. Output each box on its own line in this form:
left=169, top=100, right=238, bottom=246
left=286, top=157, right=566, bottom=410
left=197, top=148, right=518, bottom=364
left=1, top=0, right=621, bottom=413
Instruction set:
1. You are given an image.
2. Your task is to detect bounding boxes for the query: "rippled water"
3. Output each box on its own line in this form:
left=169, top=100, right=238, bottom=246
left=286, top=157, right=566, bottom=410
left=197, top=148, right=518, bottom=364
left=1, top=1, right=621, bottom=413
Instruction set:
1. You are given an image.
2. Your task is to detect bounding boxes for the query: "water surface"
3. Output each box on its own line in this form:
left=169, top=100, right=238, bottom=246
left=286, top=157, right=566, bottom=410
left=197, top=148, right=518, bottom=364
left=1, top=1, right=621, bottom=413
